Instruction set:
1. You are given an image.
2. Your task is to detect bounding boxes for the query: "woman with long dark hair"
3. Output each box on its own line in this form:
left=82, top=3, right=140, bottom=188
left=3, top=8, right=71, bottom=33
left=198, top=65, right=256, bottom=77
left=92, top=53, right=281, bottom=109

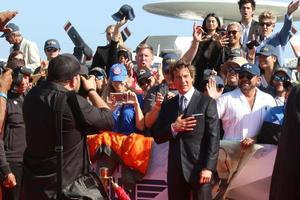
left=182, top=13, right=223, bottom=90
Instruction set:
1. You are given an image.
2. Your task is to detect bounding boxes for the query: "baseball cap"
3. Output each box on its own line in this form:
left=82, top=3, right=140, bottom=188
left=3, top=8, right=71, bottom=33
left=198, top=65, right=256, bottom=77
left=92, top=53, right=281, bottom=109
left=222, top=57, right=248, bottom=68
left=44, top=39, right=60, bottom=50
left=0, top=23, right=20, bottom=38
left=162, top=53, right=180, bottom=72
left=109, top=63, right=127, bottom=82
left=112, top=4, right=135, bottom=21
left=273, top=67, right=292, bottom=80
left=239, top=63, right=261, bottom=76
left=221, top=56, right=248, bottom=74
left=257, top=44, right=278, bottom=57
left=47, top=53, right=86, bottom=81
left=90, top=67, right=107, bottom=80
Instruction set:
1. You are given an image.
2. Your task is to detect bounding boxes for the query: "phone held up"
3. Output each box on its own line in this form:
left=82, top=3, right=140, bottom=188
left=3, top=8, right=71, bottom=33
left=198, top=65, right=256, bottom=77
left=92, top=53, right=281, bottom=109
left=110, top=92, right=128, bottom=103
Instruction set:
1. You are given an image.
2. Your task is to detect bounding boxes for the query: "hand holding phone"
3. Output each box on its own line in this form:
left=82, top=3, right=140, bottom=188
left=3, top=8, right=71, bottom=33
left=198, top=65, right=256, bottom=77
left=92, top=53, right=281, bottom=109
left=246, top=40, right=259, bottom=49
left=110, top=92, right=128, bottom=103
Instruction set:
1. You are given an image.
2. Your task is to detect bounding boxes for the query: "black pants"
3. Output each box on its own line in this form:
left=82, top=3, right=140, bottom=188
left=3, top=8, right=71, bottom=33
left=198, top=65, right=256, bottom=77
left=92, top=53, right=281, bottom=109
left=167, top=165, right=212, bottom=200
left=2, top=162, right=23, bottom=200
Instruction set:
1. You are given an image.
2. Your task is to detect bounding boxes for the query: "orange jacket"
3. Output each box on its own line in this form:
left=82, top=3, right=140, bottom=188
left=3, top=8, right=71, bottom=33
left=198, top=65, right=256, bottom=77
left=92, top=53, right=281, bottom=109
left=88, top=132, right=153, bottom=175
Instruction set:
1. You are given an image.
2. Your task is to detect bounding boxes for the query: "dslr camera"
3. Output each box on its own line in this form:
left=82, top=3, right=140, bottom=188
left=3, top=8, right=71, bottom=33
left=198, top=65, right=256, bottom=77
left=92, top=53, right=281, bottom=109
left=78, top=74, right=92, bottom=97
left=246, top=40, right=259, bottom=49
left=0, top=61, right=32, bottom=88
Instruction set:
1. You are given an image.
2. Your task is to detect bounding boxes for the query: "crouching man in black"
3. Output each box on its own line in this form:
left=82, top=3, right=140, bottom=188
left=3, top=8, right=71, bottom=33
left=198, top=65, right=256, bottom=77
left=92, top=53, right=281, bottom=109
left=22, top=54, right=114, bottom=199
left=0, top=58, right=27, bottom=200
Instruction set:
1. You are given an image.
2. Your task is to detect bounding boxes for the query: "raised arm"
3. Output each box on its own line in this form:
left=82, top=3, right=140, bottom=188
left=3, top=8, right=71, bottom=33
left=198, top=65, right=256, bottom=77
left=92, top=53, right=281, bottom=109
left=181, top=23, right=203, bottom=63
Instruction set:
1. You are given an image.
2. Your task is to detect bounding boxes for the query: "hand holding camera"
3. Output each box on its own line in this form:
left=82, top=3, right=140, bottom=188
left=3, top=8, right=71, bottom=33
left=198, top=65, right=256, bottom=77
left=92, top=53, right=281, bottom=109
left=81, top=75, right=96, bottom=92
left=246, top=40, right=259, bottom=49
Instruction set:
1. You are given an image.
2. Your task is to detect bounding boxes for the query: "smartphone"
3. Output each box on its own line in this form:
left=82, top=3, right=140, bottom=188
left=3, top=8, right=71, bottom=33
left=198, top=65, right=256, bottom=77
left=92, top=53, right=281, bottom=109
left=220, top=30, right=227, bottom=36
left=192, top=113, right=204, bottom=117
left=110, top=92, right=128, bottom=103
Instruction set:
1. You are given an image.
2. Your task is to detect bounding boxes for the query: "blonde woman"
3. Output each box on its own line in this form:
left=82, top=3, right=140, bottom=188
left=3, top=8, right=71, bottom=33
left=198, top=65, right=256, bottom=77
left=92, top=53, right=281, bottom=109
left=91, top=17, right=129, bottom=76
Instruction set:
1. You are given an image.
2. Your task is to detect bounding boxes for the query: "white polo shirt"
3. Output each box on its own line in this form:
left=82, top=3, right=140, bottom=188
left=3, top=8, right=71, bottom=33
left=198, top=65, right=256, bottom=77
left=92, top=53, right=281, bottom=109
left=217, top=87, right=276, bottom=141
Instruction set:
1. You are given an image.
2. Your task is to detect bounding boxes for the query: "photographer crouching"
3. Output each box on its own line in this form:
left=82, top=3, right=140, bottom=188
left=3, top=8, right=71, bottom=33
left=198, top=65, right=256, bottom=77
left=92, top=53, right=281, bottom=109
left=0, top=57, right=31, bottom=200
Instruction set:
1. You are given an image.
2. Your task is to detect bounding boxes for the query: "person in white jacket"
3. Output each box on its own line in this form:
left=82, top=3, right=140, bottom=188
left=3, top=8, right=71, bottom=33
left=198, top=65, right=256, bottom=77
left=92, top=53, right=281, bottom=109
left=1, top=23, right=40, bottom=72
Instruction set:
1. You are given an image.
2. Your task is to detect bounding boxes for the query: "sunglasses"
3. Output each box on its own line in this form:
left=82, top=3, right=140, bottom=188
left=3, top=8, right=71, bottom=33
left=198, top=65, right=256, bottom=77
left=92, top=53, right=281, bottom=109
left=239, top=73, right=255, bottom=80
left=259, top=22, right=273, bottom=27
left=226, top=67, right=240, bottom=73
left=90, top=71, right=105, bottom=80
left=227, top=30, right=239, bottom=36
left=46, top=48, right=58, bottom=52
left=273, top=75, right=288, bottom=82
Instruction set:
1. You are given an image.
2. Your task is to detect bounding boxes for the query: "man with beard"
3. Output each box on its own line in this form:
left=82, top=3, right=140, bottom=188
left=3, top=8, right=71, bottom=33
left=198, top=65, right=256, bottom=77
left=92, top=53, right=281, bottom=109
left=216, top=63, right=275, bottom=148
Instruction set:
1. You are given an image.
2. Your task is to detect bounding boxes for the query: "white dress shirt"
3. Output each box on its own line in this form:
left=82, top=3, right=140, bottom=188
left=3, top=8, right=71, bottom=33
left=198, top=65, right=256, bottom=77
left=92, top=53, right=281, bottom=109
left=217, top=87, right=276, bottom=140
left=178, top=86, right=195, bottom=109
left=241, top=20, right=252, bottom=46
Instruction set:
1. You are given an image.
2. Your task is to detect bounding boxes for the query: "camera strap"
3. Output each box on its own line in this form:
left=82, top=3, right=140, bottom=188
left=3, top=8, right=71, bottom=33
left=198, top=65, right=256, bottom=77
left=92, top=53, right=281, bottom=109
left=53, top=91, right=67, bottom=200
left=53, top=91, right=92, bottom=199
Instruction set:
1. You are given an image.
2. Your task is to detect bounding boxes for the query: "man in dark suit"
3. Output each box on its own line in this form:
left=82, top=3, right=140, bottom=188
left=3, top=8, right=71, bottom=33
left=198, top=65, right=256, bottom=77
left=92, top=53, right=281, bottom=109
left=238, top=0, right=259, bottom=46
left=151, top=60, right=220, bottom=200
left=270, top=85, right=300, bottom=200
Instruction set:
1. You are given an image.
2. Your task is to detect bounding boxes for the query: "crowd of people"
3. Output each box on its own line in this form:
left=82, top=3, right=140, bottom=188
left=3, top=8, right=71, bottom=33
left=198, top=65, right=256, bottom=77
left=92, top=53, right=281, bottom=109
left=0, top=0, right=300, bottom=199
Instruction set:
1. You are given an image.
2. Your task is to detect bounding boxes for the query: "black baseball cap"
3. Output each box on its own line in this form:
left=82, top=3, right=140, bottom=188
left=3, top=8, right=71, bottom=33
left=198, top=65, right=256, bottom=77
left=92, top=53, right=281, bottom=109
left=112, top=4, right=135, bottom=21
left=47, top=53, right=86, bottom=81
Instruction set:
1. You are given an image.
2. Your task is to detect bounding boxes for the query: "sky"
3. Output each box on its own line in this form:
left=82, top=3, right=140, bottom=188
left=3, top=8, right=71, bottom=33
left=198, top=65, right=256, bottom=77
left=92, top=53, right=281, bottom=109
left=0, top=0, right=298, bottom=61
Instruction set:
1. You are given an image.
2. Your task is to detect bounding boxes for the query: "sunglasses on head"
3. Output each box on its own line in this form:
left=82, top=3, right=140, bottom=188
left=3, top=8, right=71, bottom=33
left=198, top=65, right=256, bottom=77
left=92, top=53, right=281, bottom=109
left=273, top=75, right=288, bottom=82
left=239, top=73, right=255, bottom=80
left=227, top=30, right=239, bottom=36
left=259, top=22, right=273, bottom=27
left=46, top=48, right=58, bottom=52
left=90, top=71, right=105, bottom=80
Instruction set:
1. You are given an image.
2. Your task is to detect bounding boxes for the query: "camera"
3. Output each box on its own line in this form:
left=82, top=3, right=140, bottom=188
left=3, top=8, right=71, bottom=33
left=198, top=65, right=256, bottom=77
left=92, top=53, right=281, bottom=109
left=110, top=92, right=128, bottom=103
left=78, top=74, right=92, bottom=97
left=0, top=62, right=32, bottom=88
left=246, top=40, right=259, bottom=49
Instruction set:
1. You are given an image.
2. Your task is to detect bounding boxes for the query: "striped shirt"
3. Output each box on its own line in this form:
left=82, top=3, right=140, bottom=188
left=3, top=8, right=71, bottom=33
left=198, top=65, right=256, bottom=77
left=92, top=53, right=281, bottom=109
left=217, top=87, right=276, bottom=140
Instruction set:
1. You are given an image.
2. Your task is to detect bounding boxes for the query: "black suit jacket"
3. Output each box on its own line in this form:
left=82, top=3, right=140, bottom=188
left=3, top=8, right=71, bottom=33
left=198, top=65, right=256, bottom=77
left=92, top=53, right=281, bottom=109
left=270, top=86, right=300, bottom=200
left=152, top=89, right=220, bottom=184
